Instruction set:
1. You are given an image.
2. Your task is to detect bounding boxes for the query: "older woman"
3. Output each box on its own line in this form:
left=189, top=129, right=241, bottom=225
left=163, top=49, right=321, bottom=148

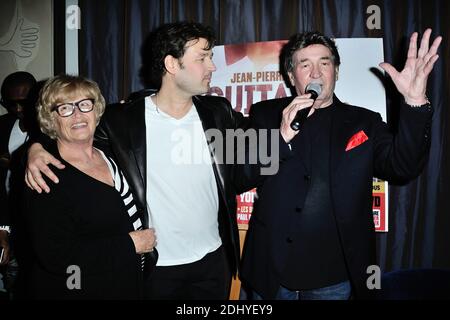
left=24, top=75, right=156, bottom=299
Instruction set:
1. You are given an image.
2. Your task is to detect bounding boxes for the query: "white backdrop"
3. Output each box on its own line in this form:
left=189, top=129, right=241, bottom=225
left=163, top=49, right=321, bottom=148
left=210, top=38, right=389, bottom=232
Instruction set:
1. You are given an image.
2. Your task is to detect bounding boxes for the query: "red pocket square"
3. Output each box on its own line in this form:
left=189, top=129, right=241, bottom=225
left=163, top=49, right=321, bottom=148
left=345, top=130, right=368, bottom=151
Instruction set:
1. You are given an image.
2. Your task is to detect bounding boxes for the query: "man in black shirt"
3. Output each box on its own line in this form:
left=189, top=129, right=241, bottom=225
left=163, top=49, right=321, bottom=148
left=239, top=29, right=441, bottom=299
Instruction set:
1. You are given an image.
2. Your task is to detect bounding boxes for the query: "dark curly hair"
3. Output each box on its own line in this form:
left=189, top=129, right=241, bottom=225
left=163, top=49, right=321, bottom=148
left=281, top=31, right=341, bottom=76
left=139, top=21, right=216, bottom=89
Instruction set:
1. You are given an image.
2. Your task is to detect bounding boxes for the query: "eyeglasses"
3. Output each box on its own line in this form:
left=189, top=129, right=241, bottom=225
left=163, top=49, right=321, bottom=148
left=52, top=98, right=95, bottom=117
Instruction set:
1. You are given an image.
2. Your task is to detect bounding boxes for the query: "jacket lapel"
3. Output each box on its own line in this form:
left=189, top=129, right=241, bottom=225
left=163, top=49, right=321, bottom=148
left=0, top=115, right=17, bottom=153
left=330, top=98, right=355, bottom=176
left=193, top=96, right=226, bottom=188
left=193, top=96, right=218, bottom=136
left=126, top=99, right=147, bottom=210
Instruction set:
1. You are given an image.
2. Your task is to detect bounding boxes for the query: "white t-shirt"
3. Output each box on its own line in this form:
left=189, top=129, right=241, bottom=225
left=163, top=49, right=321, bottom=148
left=145, top=95, right=221, bottom=266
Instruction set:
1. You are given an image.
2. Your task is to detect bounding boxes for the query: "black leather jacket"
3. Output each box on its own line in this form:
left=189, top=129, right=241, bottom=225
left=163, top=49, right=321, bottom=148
left=95, top=94, right=248, bottom=275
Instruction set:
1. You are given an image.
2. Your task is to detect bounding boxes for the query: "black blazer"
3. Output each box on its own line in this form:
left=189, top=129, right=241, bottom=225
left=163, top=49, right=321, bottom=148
left=24, top=147, right=143, bottom=299
left=239, top=96, right=432, bottom=299
left=1, top=113, right=40, bottom=228
left=0, top=114, right=17, bottom=227
left=0, top=114, right=35, bottom=228
left=1, top=114, right=37, bottom=297
left=95, top=94, right=248, bottom=275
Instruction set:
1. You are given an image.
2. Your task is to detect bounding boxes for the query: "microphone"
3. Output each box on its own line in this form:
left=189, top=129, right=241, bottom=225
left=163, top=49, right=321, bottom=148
left=290, top=83, right=322, bottom=131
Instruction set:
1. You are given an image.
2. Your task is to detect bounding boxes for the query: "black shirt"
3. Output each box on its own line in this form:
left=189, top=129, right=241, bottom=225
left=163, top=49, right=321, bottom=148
left=281, top=105, right=348, bottom=290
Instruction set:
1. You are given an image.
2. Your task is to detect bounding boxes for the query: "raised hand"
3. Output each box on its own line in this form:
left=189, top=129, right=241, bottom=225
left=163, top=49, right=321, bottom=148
left=379, top=28, right=442, bottom=105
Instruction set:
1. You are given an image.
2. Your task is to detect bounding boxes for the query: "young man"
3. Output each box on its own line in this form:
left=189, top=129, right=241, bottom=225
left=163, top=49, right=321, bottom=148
left=25, top=22, right=247, bottom=299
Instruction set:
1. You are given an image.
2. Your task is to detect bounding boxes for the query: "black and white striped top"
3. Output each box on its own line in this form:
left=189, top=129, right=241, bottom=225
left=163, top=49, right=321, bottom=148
left=99, top=150, right=146, bottom=270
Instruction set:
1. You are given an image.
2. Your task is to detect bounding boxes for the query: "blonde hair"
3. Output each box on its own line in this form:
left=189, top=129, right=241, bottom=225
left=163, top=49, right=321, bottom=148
left=37, top=74, right=106, bottom=139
